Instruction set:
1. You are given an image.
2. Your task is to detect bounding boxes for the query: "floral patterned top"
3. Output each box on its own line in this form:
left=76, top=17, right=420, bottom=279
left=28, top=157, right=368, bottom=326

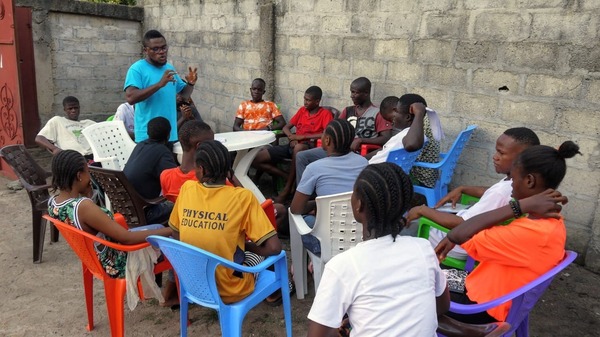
left=48, top=196, right=127, bottom=278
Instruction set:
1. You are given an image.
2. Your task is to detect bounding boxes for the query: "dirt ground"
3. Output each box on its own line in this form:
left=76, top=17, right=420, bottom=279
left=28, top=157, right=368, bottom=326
left=0, top=155, right=598, bottom=336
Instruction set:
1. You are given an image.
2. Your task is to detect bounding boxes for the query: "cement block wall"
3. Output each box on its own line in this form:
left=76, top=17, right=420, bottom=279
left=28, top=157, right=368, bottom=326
left=16, top=0, right=599, bottom=271
left=17, top=0, right=143, bottom=122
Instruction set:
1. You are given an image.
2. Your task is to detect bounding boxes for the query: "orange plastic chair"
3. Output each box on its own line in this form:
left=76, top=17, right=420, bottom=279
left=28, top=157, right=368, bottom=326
left=43, top=214, right=172, bottom=337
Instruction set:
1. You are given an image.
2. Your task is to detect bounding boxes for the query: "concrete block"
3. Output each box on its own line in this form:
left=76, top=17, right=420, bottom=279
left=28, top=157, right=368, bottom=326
left=565, top=220, right=592, bottom=260
left=371, top=83, right=407, bottom=104
left=346, top=0, right=378, bottom=12
left=341, top=38, right=374, bottom=58
left=277, top=54, right=296, bottom=69
left=516, top=0, right=567, bottom=8
left=412, top=39, right=454, bottom=65
left=116, top=41, right=141, bottom=55
left=100, top=27, right=129, bottom=41
left=562, top=194, right=596, bottom=231
left=64, top=66, right=94, bottom=79
left=474, top=12, right=530, bottom=42
left=569, top=46, right=600, bottom=73
left=558, top=107, right=600, bottom=137
left=501, top=43, right=560, bottom=71
left=581, top=0, right=600, bottom=9
left=53, top=52, right=79, bottom=65
left=351, top=15, right=387, bottom=35
left=290, top=1, right=315, bottom=12
left=315, top=0, right=344, bottom=12
left=453, top=93, right=499, bottom=122
left=425, top=65, right=467, bottom=88
left=322, top=15, right=351, bottom=34
left=291, top=15, right=320, bottom=34
left=374, top=39, right=409, bottom=60
left=298, top=55, right=322, bottom=72
left=410, top=87, right=450, bottom=113
left=583, top=78, right=600, bottom=104
left=352, top=59, right=385, bottom=81
left=323, top=58, right=350, bottom=75
left=423, top=13, right=467, bottom=39
left=90, top=41, right=116, bottom=53
left=531, top=13, right=595, bottom=45
left=75, top=27, right=98, bottom=39
left=289, top=35, right=313, bottom=52
left=560, top=170, right=600, bottom=201
left=473, top=69, right=520, bottom=93
left=314, top=76, right=343, bottom=97
left=287, top=72, right=314, bottom=93
left=463, top=120, right=507, bottom=146
left=313, top=36, right=342, bottom=56
left=380, top=0, right=416, bottom=12
left=387, top=61, right=423, bottom=83
left=384, top=13, right=420, bottom=38
left=525, top=74, right=582, bottom=99
left=463, top=0, right=506, bottom=9
left=499, top=99, right=557, bottom=128
left=59, top=40, right=90, bottom=53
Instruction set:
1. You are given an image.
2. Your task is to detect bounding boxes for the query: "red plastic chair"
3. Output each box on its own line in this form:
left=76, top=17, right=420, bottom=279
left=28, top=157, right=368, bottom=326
left=43, top=214, right=172, bottom=337
left=315, top=139, right=381, bottom=156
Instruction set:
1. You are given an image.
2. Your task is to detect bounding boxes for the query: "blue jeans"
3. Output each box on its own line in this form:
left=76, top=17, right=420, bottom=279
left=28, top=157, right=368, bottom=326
left=301, top=215, right=320, bottom=257
left=295, top=147, right=327, bottom=186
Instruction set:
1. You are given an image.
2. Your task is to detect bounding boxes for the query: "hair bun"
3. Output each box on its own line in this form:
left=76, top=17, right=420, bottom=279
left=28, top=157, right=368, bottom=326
left=557, top=141, right=581, bottom=159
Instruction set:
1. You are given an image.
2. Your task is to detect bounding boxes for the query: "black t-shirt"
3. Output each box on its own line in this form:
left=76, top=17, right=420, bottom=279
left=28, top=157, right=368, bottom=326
left=123, top=139, right=177, bottom=199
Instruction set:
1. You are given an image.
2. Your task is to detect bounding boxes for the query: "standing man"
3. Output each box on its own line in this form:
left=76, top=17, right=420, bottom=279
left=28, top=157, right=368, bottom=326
left=124, top=30, right=197, bottom=142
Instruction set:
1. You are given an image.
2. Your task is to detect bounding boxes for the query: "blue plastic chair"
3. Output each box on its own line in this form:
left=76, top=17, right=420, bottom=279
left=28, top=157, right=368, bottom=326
left=385, top=146, right=424, bottom=174
left=413, top=125, right=477, bottom=207
left=146, top=236, right=292, bottom=337
left=440, top=251, right=577, bottom=337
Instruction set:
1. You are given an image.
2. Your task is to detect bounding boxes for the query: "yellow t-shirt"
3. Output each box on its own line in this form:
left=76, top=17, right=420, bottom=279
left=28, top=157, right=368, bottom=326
left=169, top=181, right=276, bottom=303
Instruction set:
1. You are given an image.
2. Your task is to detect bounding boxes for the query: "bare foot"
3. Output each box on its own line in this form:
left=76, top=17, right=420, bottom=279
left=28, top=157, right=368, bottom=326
left=160, top=280, right=179, bottom=307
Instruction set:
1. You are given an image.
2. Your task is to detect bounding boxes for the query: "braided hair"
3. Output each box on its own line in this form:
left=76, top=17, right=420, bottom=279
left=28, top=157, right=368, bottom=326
left=323, top=119, right=355, bottom=155
left=51, top=150, right=87, bottom=192
left=514, top=141, right=581, bottom=189
left=353, top=163, right=414, bottom=241
left=194, top=140, right=234, bottom=183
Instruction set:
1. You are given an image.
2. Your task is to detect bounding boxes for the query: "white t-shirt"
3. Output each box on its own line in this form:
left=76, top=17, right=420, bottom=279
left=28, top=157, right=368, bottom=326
left=369, top=127, right=427, bottom=164
left=37, top=116, right=96, bottom=155
left=308, top=235, right=446, bottom=337
left=428, top=178, right=513, bottom=259
left=114, top=103, right=135, bottom=133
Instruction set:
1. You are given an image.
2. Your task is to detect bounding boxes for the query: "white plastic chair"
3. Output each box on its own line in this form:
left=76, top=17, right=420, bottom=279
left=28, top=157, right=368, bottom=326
left=289, top=191, right=362, bottom=299
left=82, top=121, right=137, bottom=170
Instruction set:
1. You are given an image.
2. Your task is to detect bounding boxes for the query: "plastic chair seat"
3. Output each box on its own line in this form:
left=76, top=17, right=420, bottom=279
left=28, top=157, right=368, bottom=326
left=146, top=236, right=292, bottom=337
left=413, top=125, right=477, bottom=207
left=43, top=214, right=172, bottom=337
left=0, top=144, right=58, bottom=263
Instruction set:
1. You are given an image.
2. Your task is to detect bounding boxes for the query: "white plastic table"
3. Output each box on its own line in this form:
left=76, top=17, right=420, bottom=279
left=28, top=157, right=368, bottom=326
left=173, top=131, right=275, bottom=202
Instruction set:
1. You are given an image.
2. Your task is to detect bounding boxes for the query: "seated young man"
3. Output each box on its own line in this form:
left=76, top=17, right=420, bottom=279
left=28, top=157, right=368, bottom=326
left=406, top=127, right=540, bottom=259
left=253, top=86, right=333, bottom=202
left=176, top=94, right=203, bottom=132
left=233, top=78, right=286, bottom=131
left=124, top=117, right=178, bottom=224
left=367, top=94, right=444, bottom=188
left=35, top=96, right=96, bottom=159
left=295, top=77, right=392, bottom=185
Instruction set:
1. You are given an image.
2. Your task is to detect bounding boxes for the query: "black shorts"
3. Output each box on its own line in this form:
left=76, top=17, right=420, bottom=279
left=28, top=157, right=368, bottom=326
left=267, top=145, right=292, bottom=162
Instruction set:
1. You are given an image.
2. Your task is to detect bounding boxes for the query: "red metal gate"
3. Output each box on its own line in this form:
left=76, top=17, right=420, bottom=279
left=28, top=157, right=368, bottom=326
left=0, top=0, right=24, bottom=179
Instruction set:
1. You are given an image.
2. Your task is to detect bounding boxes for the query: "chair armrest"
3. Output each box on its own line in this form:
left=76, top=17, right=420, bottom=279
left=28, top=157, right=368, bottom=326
left=360, top=144, right=381, bottom=156
left=289, top=212, right=314, bottom=236
left=144, top=195, right=167, bottom=205
left=417, top=216, right=450, bottom=239
left=93, top=156, right=120, bottom=168
left=460, top=194, right=480, bottom=205
left=22, top=181, right=52, bottom=193
left=113, top=213, right=129, bottom=230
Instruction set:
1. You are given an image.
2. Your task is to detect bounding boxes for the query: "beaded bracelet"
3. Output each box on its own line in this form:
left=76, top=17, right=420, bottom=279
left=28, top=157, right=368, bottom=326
left=509, top=199, right=523, bottom=218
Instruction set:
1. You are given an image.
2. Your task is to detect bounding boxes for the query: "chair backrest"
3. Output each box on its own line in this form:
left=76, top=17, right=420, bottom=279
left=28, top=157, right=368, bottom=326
left=0, top=144, right=51, bottom=210
left=88, top=166, right=149, bottom=228
left=503, top=250, right=577, bottom=336
left=313, top=191, right=362, bottom=263
left=386, top=146, right=424, bottom=174
left=82, top=121, right=137, bottom=170
left=43, top=215, right=109, bottom=279
left=436, top=125, right=477, bottom=191
left=146, top=236, right=227, bottom=310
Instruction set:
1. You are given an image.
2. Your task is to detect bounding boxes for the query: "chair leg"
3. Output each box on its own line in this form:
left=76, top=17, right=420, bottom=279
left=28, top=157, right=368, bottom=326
left=180, top=298, right=189, bottom=337
left=82, top=267, right=95, bottom=331
left=515, top=315, right=529, bottom=337
left=50, top=218, right=59, bottom=243
left=32, top=209, right=46, bottom=263
left=103, top=278, right=127, bottom=337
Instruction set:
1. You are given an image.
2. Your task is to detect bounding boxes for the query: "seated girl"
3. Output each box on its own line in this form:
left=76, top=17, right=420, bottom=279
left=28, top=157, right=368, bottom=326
left=48, top=150, right=172, bottom=279
left=168, top=140, right=283, bottom=303
left=436, top=141, right=580, bottom=323
left=307, top=163, right=450, bottom=336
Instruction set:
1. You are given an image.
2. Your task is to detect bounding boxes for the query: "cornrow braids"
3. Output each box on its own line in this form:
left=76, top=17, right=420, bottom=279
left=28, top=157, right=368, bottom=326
left=354, top=163, right=413, bottom=241
left=515, top=140, right=581, bottom=189
left=51, top=150, right=87, bottom=192
left=324, top=119, right=355, bottom=155
left=194, top=140, right=234, bottom=183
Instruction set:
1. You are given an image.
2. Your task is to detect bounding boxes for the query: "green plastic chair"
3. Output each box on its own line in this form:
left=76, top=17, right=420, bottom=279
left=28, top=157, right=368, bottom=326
left=417, top=194, right=480, bottom=270
left=106, top=115, right=115, bottom=121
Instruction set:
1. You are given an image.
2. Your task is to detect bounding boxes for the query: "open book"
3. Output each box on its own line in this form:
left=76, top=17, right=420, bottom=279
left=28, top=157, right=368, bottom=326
left=435, top=203, right=472, bottom=214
